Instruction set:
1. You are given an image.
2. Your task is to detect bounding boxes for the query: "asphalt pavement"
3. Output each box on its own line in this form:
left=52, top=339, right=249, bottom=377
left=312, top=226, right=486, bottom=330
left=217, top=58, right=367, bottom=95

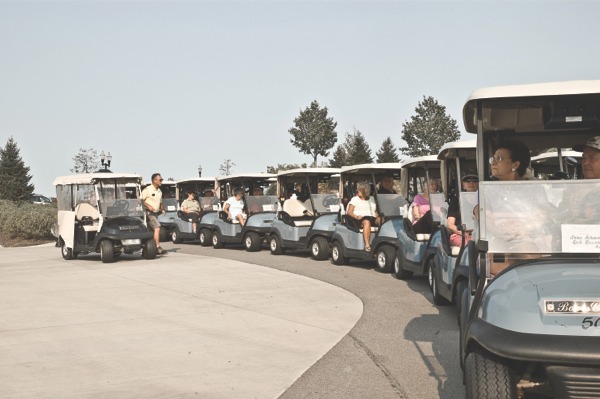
left=167, top=241, right=465, bottom=399
left=0, top=245, right=362, bottom=399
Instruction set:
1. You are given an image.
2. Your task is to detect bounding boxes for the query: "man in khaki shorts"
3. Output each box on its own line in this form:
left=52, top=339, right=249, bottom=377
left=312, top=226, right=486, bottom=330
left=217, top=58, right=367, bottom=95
left=141, top=173, right=166, bottom=255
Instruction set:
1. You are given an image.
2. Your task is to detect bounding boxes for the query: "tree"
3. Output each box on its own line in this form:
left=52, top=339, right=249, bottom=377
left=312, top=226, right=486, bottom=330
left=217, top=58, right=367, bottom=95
left=328, top=146, right=347, bottom=168
left=400, top=96, right=461, bottom=157
left=0, top=136, right=34, bottom=201
left=344, top=128, right=373, bottom=165
left=219, top=159, right=236, bottom=175
left=266, top=163, right=307, bottom=174
left=71, top=148, right=100, bottom=173
left=288, top=100, right=338, bottom=167
left=376, top=137, right=400, bottom=163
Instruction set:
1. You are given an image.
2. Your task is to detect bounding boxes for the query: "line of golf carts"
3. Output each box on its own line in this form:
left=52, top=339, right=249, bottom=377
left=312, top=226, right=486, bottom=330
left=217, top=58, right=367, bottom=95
left=52, top=79, right=600, bottom=398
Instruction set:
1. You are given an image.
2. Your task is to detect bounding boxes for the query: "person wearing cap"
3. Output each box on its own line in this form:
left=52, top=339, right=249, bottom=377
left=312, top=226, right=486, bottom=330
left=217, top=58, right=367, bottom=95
left=141, top=173, right=167, bottom=255
left=447, top=170, right=478, bottom=247
left=574, top=136, right=600, bottom=179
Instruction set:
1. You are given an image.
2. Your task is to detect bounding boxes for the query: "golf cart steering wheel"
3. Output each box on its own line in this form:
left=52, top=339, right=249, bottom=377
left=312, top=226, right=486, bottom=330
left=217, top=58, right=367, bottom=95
left=113, top=200, right=130, bottom=211
left=322, top=195, right=339, bottom=208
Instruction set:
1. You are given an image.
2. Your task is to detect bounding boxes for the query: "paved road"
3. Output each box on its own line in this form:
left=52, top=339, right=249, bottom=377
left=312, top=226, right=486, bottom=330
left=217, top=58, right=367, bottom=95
left=165, top=241, right=465, bottom=399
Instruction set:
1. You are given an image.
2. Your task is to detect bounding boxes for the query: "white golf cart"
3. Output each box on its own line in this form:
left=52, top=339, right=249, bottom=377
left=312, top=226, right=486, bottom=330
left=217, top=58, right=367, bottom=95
left=460, top=80, right=600, bottom=398
left=169, top=177, right=217, bottom=244
left=53, top=173, right=156, bottom=263
left=531, top=150, right=582, bottom=180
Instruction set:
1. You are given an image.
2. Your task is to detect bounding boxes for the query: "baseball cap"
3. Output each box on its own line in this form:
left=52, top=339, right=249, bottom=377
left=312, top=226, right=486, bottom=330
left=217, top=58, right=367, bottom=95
left=461, top=169, right=478, bottom=181
left=573, top=136, right=600, bottom=152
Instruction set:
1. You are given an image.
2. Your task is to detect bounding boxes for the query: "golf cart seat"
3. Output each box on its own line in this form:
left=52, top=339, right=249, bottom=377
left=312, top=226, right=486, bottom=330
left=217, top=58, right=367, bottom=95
left=439, top=208, right=460, bottom=255
left=282, top=199, right=313, bottom=227
left=75, top=202, right=99, bottom=232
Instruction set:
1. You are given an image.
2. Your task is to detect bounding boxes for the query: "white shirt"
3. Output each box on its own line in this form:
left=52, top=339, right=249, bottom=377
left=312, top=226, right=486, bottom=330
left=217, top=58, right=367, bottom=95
left=349, top=195, right=377, bottom=217
left=225, top=196, right=245, bottom=217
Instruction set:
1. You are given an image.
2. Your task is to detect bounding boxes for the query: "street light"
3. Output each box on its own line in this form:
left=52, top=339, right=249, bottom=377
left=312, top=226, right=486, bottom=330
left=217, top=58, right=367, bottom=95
left=100, top=151, right=112, bottom=172
left=198, top=164, right=202, bottom=177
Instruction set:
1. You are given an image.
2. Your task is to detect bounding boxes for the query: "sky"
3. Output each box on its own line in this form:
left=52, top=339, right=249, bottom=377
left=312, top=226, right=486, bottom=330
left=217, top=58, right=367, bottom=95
left=1, top=0, right=600, bottom=196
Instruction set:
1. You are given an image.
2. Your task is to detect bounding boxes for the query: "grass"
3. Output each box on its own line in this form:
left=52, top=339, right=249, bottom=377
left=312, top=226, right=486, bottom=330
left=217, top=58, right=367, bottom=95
left=0, top=200, right=57, bottom=247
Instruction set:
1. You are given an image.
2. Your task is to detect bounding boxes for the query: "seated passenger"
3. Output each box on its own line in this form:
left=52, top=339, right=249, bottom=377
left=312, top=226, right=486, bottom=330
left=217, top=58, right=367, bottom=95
left=377, top=175, right=397, bottom=194
left=224, top=189, right=247, bottom=226
left=249, top=187, right=264, bottom=214
left=181, top=190, right=201, bottom=233
left=574, top=136, right=600, bottom=179
left=412, top=180, right=438, bottom=234
left=447, top=170, right=478, bottom=247
left=347, top=184, right=380, bottom=251
left=489, top=140, right=531, bottom=181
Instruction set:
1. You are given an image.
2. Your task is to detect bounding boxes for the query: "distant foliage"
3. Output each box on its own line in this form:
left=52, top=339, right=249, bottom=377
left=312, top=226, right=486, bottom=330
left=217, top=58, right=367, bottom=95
left=328, top=146, right=348, bottom=168
left=266, top=163, right=308, bottom=174
left=376, top=137, right=400, bottom=163
left=400, top=96, right=461, bottom=157
left=0, top=200, right=57, bottom=241
left=289, top=100, right=338, bottom=167
left=0, top=137, right=35, bottom=201
left=329, top=128, right=373, bottom=167
left=219, top=159, right=236, bottom=175
left=71, top=148, right=100, bottom=173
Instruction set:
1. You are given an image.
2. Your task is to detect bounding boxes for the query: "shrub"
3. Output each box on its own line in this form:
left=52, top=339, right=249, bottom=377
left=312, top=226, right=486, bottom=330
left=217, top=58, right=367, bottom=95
left=0, top=200, right=57, bottom=241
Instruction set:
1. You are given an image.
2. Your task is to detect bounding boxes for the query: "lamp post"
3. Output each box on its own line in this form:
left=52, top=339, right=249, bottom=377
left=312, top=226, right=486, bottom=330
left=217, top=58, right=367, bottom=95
left=100, top=151, right=112, bottom=172
left=198, top=164, right=202, bottom=177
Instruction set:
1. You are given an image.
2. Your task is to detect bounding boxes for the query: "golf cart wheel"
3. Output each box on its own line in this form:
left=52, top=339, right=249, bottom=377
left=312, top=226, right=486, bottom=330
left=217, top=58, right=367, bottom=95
left=61, top=241, right=76, bottom=260
left=459, top=287, right=470, bottom=370
left=375, top=245, right=394, bottom=273
left=455, top=279, right=468, bottom=324
left=427, top=259, right=434, bottom=292
left=171, top=228, right=183, bottom=244
left=392, top=251, right=413, bottom=279
left=465, top=349, right=517, bottom=399
left=100, top=239, right=115, bottom=263
left=199, top=229, right=212, bottom=247
left=330, top=242, right=347, bottom=266
left=432, top=267, right=451, bottom=306
left=144, top=239, right=157, bottom=260
left=310, top=236, right=329, bottom=261
left=212, top=231, right=223, bottom=249
left=159, top=226, right=167, bottom=242
left=269, top=235, right=284, bottom=255
left=244, top=231, right=261, bottom=252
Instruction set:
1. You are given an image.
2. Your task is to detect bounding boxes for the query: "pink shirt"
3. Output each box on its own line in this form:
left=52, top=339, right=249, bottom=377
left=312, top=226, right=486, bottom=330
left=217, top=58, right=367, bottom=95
left=412, top=194, right=430, bottom=224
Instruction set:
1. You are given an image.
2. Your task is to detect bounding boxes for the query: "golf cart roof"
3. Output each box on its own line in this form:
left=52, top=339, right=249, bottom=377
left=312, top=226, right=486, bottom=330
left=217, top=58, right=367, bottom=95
left=54, top=173, right=142, bottom=186
left=215, top=173, right=276, bottom=183
left=437, top=140, right=477, bottom=160
left=175, top=177, right=215, bottom=185
left=277, top=167, right=340, bottom=177
left=340, top=163, right=403, bottom=175
left=463, top=80, right=600, bottom=134
left=531, top=151, right=582, bottom=163
left=400, top=155, right=439, bottom=169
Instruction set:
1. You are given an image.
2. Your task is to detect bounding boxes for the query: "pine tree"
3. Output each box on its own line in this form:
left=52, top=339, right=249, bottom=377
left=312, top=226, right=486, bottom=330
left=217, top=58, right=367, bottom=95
left=0, top=137, right=35, bottom=201
left=344, top=128, right=373, bottom=165
left=328, top=146, right=348, bottom=168
left=400, top=96, right=461, bottom=157
left=376, top=137, right=400, bottom=163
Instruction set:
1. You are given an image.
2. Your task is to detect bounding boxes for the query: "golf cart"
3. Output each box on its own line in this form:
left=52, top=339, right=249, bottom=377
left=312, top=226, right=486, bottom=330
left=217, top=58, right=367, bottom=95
left=429, top=140, right=477, bottom=308
left=531, top=150, right=582, bottom=180
left=204, top=173, right=278, bottom=251
left=169, top=177, right=218, bottom=244
left=53, top=173, right=156, bottom=263
left=329, top=163, right=408, bottom=272
left=267, top=168, right=340, bottom=260
left=460, top=80, right=600, bottom=398
left=391, top=156, right=444, bottom=279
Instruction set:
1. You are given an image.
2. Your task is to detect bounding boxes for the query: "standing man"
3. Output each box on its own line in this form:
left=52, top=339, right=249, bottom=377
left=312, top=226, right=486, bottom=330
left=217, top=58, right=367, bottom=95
left=142, top=173, right=166, bottom=255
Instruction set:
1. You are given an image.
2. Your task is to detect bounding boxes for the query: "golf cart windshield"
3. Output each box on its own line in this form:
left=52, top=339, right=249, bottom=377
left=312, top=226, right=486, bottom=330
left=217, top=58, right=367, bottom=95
left=377, top=193, right=406, bottom=217
left=480, top=180, right=600, bottom=254
left=245, top=195, right=278, bottom=213
left=97, top=181, right=144, bottom=218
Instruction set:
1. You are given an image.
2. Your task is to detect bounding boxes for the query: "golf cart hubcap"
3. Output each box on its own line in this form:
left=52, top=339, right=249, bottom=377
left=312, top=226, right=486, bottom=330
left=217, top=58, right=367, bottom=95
left=212, top=235, right=218, bottom=245
left=246, top=237, right=252, bottom=247
left=270, top=238, right=277, bottom=251
left=394, top=257, right=399, bottom=273
left=377, top=252, right=385, bottom=267
left=312, top=243, right=319, bottom=255
left=332, top=246, right=338, bottom=259
left=428, top=266, right=433, bottom=286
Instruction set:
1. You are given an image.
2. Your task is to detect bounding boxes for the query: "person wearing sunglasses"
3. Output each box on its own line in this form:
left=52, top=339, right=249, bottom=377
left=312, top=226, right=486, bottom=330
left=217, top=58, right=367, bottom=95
left=447, top=170, right=479, bottom=247
left=489, top=140, right=531, bottom=181
left=141, top=173, right=167, bottom=254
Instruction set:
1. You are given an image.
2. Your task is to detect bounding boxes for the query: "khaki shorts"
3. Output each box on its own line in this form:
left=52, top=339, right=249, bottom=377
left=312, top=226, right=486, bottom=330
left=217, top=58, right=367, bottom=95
left=147, top=213, right=160, bottom=229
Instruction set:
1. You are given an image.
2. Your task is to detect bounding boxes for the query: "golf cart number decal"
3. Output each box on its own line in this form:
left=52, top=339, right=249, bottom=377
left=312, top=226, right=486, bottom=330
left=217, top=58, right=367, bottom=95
left=544, top=300, right=600, bottom=314
left=581, top=317, right=600, bottom=330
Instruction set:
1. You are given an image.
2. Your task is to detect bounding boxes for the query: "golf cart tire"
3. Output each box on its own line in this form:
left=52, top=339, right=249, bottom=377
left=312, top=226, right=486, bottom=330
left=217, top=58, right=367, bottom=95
left=455, top=279, right=468, bottom=324
left=60, top=241, right=76, bottom=260
left=392, top=251, right=413, bottom=279
left=269, top=235, right=284, bottom=255
left=330, top=242, right=347, bottom=266
left=375, top=245, right=394, bottom=273
left=432, top=269, right=451, bottom=306
left=465, top=349, right=517, bottom=399
left=100, top=240, right=115, bottom=263
left=310, top=236, right=329, bottom=261
left=171, top=228, right=183, bottom=244
left=244, top=231, right=261, bottom=252
left=159, top=226, right=167, bottom=242
left=212, top=231, right=223, bottom=249
left=144, top=239, right=157, bottom=260
left=199, top=229, right=212, bottom=247
left=427, top=259, right=434, bottom=292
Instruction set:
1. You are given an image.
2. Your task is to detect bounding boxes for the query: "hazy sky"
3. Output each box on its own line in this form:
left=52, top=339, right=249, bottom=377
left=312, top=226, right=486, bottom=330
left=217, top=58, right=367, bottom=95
left=1, top=0, right=599, bottom=196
